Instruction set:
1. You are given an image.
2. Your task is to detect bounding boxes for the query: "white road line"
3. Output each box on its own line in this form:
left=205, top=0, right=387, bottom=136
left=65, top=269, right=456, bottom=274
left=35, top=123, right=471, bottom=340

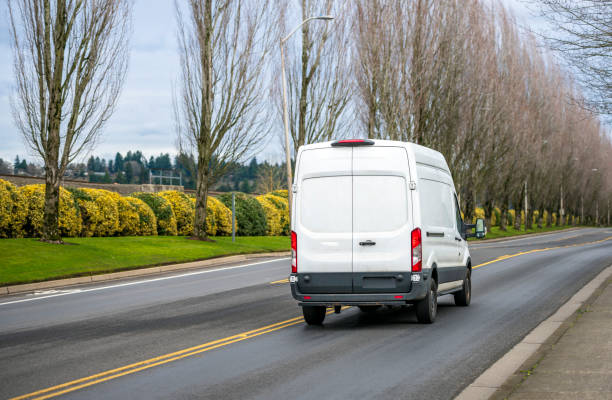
left=0, top=258, right=290, bottom=307
left=468, top=229, right=589, bottom=248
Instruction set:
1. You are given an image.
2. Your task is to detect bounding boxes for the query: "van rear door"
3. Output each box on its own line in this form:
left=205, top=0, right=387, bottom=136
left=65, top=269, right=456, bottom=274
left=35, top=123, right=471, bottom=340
left=352, top=146, right=413, bottom=293
left=295, top=147, right=353, bottom=293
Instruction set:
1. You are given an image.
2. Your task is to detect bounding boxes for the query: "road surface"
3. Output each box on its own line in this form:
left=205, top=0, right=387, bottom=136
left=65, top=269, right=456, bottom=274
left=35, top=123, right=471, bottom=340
left=1, top=228, right=611, bottom=400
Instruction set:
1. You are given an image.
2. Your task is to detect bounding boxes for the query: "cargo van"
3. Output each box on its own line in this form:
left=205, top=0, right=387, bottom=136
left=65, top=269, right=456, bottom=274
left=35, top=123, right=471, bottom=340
left=289, top=139, right=485, bottom=325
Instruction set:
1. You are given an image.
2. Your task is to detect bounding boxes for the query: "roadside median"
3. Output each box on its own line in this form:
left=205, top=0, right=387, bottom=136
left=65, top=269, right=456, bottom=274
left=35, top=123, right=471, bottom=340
left=0, top=235, right=290, bottom=289
left=0, top=251, right=289, bottom=295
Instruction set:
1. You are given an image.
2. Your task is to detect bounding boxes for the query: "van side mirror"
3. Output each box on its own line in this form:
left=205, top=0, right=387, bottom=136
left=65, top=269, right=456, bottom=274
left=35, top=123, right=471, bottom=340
left=464, top=218, right=486, bottom=239
left=475, top=218, right=486, bottom=238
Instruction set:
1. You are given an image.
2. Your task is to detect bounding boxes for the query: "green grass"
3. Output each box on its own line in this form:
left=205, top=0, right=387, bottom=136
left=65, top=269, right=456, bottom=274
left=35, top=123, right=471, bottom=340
left=468, top=224, right=576, bottom=241
left=0, top=236, right=290, bottom=286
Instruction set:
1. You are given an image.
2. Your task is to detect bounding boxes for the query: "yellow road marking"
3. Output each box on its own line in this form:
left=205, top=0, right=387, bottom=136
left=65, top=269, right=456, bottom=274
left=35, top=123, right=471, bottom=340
left=11, top=307, right=349, bottom=400
left=11, top=236, right=612, bottom=400
left=473, top=236, right=612, bottom=269
left=269, top=278, right=289, bottom=284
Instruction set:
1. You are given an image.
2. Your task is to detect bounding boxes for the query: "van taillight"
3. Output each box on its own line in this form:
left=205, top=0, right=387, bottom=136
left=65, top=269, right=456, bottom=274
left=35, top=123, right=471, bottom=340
left=411, top=228, right=422, bottom=273
left=291, top=231, right=297, bottom=273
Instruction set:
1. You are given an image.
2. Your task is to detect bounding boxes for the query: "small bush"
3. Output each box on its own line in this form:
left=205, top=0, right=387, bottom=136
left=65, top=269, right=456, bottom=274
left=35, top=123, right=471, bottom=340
left=189, top=196, right=233, bottom=236
left=270, top=189, right=288, bottom=199
left=125, top=197, right=157, bottom=235
left=263, top=194, right=290, bottom=235
left=73, top=188, right=119, bottom=237
left=208, top=196, right=233, bottom=236
left=508, top=209, right=516, bottom=226
left=131, top=192, right=177, bottom=235
left=218, top=192, right=267, bottom=236
left=256, top=195, right=282, bottom=235
left=0, top=179, right=23, bottom=238
left=16, top=184, right=81, bottom=238
left=159, top=191, right=195, bottom=236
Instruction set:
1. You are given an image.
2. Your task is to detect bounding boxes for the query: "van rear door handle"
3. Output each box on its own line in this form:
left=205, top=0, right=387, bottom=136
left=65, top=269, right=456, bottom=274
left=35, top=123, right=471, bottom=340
left=359, top=240, right=376, bottom=246
left=455, top=237, right=462, bottom=242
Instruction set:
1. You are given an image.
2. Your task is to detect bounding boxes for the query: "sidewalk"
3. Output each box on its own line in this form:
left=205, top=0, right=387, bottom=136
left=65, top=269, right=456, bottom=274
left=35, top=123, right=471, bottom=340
left=504, top=276, right=612, bottom=399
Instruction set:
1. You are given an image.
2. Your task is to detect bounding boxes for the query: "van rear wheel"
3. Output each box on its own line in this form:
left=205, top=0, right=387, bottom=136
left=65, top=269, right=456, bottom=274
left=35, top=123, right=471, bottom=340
left=454, top=270, right=471, bottom=306
left=416, top=278, right=437, bottom=324
left=302, top=305, right=326, bottom=325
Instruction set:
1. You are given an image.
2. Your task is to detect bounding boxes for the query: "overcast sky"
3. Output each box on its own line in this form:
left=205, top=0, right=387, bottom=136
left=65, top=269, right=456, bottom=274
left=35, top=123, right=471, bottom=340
left=0, top=0, right=541, bottom=165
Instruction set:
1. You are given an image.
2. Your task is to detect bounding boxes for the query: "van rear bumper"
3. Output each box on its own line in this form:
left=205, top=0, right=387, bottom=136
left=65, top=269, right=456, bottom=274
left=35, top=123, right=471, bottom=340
left=290, top=276, right=428, bottom=306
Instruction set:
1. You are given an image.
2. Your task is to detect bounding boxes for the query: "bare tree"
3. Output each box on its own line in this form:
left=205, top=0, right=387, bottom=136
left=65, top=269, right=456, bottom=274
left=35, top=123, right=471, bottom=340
left=255, top=162, right=284, bottom=194
left=8, top=0, right=132, bottom=242
left=174, top=0, right=275, bottom=240
left=279, top=0, right=352, bottom=157
left=537, top=0, right=611, bottom=115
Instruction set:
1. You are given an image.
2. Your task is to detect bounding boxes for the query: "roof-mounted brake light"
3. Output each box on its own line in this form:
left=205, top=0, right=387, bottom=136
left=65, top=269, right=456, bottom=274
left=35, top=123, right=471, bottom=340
left=331, top=139, right=375, bottom=147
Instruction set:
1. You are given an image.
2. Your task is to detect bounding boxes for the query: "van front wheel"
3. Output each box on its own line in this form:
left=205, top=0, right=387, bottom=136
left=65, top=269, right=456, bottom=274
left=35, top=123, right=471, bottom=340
left=416, top=278, right=437, bottom=324
left=302, top=305, right=326, bottom=325
left=454, top=270, right=471, bottom=306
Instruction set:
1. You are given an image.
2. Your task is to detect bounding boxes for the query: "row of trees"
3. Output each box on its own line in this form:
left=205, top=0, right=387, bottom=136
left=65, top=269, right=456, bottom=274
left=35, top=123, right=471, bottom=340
left=8, top=0, right=611, bottom=242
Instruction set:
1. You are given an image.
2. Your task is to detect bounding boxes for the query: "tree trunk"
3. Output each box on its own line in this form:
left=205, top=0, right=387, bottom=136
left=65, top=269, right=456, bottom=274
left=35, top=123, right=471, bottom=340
left=537, top=207, right=543, bottom=228
left=500, top=194, right=509, bottom=231
left=513, top=192, right=522, bottom=230
left=42, top=165, right=61, bottom=242
left=193, top=155, right=210, bottom=240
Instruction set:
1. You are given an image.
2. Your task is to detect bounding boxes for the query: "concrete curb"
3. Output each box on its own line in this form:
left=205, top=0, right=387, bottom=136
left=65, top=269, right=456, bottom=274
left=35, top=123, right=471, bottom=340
left=0, top=251, right=290, bottom=295
left=455, top=263, right=612, bottom=400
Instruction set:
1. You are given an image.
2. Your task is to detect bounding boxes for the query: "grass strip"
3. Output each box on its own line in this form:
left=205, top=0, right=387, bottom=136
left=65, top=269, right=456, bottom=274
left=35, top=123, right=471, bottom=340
left=0, top=236, right=289, bottom=286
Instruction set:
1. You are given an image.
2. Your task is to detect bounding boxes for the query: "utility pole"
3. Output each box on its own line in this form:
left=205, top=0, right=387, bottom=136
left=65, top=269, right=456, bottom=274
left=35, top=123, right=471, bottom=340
left=524, top=180, right=528, bottom=230
left=559, top=185, right=564, bottom=225
left=280, top=15, right=334, bottom=223
left=581, top=194, right=584, bottom=225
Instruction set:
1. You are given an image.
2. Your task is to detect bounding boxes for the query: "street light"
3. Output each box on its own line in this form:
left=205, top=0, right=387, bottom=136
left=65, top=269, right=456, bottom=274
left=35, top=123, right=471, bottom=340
left=280, top=15, right=334, bottom=221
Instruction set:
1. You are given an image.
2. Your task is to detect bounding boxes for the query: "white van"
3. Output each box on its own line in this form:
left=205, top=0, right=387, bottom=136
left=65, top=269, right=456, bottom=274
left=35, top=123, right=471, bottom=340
left=289, top=139, right=485, bottom=325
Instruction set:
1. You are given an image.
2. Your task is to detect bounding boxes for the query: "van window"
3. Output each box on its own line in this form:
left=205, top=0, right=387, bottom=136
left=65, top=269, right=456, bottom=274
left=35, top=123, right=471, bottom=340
left=300, top=176, right=352, bottom=233
left=419, top=179, right=454, bottom=229
left=354, top=176, right=407, bottom=232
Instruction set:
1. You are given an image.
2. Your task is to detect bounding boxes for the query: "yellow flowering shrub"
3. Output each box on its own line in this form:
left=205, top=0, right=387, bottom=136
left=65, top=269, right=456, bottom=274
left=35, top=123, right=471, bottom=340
left=259, top=193, right=289, bottom=235
left=131, top=192, right=177, bottom=235
left=15, top=184, right=81, bottom=238
left=114, top=196, right=140, bottom=236
left=82, top=189, right=119, bottom=236
left=0, top=179, right=23, bottom=238
left=209, top=196, right=233, bottom=236
left=270, top=189, right=288, bottom=199
left=190, top=196, right=233, bottom=236
left=256, top=195, right=282, bottom=235
left=125, top=197, right=157, bottom=235
left=159, top=191, right=194, bottom=236
left=472, top=207, right=486, bottom=224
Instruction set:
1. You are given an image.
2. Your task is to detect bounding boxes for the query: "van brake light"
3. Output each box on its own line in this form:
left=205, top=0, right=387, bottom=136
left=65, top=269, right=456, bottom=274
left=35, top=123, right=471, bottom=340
left=331, top=139, right=374, bottom=147
left=411, top=228, right=422, bottom=273
left=291, top=231, right=297, bottom=273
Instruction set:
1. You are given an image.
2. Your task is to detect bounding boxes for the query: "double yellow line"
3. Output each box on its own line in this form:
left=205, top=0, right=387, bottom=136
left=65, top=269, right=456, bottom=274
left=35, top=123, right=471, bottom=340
left=11, top=308, right=348, bottom=400
left=12, top=236, right=611, bottom=400
left=472, top=235, right=612, bottom=270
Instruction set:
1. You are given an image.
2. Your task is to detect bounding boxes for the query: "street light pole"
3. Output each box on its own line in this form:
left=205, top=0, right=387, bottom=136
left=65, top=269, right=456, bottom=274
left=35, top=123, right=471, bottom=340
left=280, top=15, right=334, bottom=222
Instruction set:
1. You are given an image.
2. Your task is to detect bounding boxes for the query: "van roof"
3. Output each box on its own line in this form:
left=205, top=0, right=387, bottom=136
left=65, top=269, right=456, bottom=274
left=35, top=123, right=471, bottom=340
left=299, top=139, right=450, bottom=174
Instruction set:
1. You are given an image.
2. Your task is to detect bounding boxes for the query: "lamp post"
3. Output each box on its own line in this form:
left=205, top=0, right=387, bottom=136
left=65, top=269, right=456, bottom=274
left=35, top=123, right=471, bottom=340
left=280, top=15, right=334, bottom=221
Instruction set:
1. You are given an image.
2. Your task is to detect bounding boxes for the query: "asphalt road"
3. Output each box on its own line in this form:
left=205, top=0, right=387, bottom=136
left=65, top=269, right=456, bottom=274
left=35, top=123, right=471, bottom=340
left=1, top=228, right=611, bottom=400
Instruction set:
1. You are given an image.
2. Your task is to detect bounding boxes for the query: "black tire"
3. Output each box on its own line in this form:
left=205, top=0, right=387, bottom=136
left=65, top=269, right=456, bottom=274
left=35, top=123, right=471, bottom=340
left=454, top=269, right=471, bottom=306
left=416, top=278, right=437, bottom=324
left=358, top=305, right=380, bottom=313
left=302, top=305, right=326, bottom=325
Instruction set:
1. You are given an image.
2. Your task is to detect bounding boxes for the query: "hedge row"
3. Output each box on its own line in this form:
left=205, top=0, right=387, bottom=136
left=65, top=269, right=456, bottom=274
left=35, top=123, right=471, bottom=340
left=0, top=179, right=289, bottom=238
